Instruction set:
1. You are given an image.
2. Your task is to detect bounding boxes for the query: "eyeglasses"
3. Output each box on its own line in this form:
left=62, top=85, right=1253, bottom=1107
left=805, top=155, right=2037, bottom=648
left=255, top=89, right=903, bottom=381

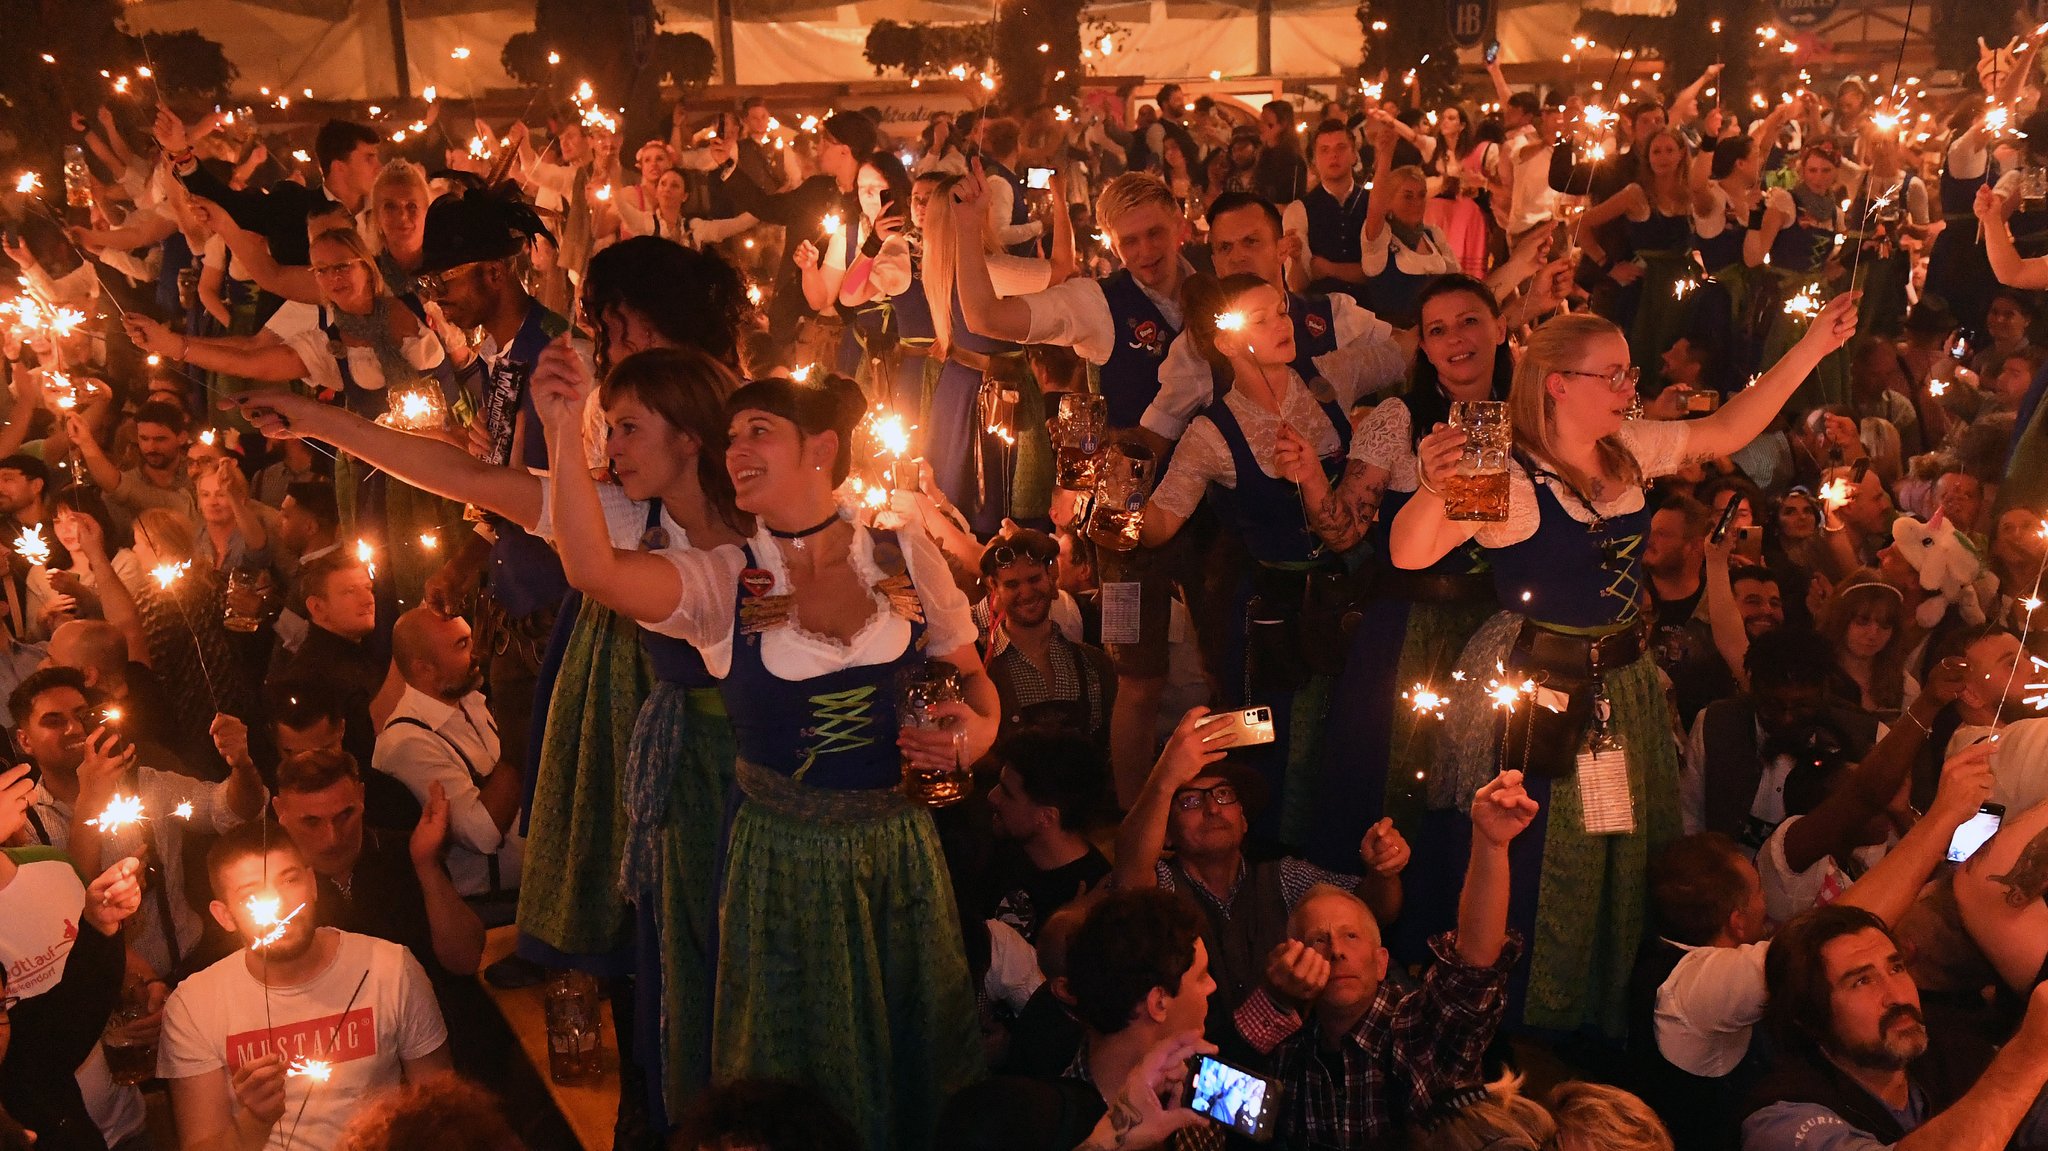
left=1557, top=366, right=1641, bottom=393
left=986, top=543, right=1056, bottom=570
left=413, top=261, right=486, bottom=301
left=1172, top=784, right=1239, bottom=811
left=309, top=261, right=364, bottom=280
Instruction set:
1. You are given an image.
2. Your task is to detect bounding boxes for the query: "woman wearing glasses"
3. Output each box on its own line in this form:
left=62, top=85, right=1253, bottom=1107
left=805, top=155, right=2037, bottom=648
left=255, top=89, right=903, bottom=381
left=1388, top=291, right=1861, bottom=1037
left=123, top=225, right=456, bottom=603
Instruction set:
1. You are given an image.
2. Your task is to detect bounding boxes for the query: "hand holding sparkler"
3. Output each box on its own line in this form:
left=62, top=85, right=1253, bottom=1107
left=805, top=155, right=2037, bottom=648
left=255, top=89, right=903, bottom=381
left=791, top=239, right=821, bottom=271
left=120, top=314, right=181, bottom=359
left=1794, top=292, right=1862, bottom=355
left=81, top=856, right=144, bottom=936
left=1270, top=423, right=1322, bottom=488
left=529, top=335, right=594, bottom=432
left=150, top=104, right=190, bottom=157
left=1925, top=740, right=1996, bottom=832
left=1976, top=184, right=2017, bottom=227
left=230, top=1052, right=289, bottom=1127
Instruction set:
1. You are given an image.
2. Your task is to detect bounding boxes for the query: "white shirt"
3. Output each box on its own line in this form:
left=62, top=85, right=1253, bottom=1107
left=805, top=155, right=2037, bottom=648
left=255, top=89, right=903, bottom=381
left=982, top=168, right=1046, bottom=250
left=1757, top=815, right=1892, bottom=926
left=644, top=504, right=977, bottom=679
left=1350, top=397, right=1421, bottom=492
left=1138, top=294, right=1407, bottom=441
left=0, top=847, right=147, bottom=1148
left=1021, top=270, right=1188, bottom=367
left=159, top=929, right=448, bottom=1151
left=373, top=687, right=522, bottom=898
left=27, top=764, right=254, bottom=978
left=1655, top=939, right=1770, bottom=1077
left=280, top=317, right=445, bottom=396
left=1151, top=369, right=1374, bottom=520
left=1508, top=132, right=1559, bottom=235
left=1361, top=219, right=1462, bottom=279
left=1475, top=419, right=1695, bottom=549
left=984, top=918, right=1045, bottom=1014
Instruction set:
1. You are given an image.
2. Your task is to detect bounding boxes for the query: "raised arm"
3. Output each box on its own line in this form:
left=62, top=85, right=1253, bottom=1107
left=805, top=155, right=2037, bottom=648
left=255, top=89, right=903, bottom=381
left=1388, top=422, right=1481, bottom=569
left=1458, top=770, right=1538, bottom=966
left=1889, top=980, right=2048, bottom=1151
left=1702, top=536, right=1752, bottom=687
left=188, top=198, right=322, bottom=304
left=124, top=314, right=309, bottom=383
left=1668, top=63, right=1725, bottom=126
left=1362, top=116, right=1399, bottom=244
left=948, top=162, right=1037, bottom=342
left=408, top=783, right=487, bottom=976
left=232, top=388, right=543, bottom=527
left=1836, top=739, right=1993, bottom=926
left=1684, top=292, right=1859, bottom=459
left=1111, top=708, right=1230, bottom=891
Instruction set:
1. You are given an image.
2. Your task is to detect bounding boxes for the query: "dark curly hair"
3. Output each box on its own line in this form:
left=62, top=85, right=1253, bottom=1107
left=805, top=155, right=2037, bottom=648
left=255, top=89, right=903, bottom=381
left=675, top=1078, right=861, bottom=1151
left=581, top=236, right=751, bottom=373
left=1065, top=889, right=1202, bottom=1035
left=339, top=1073, right=522, bottom=1151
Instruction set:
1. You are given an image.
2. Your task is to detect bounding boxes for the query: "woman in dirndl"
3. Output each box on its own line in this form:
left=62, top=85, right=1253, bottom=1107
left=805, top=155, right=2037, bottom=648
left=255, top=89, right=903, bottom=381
left=1388, top=291, right=1861, bottom=1037
left=540, top=368, right=992, bottom=1151
left=1576, top=128, right=1718, bottom=393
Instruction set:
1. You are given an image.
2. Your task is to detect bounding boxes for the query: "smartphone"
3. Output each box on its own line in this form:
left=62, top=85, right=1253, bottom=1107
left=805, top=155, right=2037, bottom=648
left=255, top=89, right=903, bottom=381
left=1199, top=707, right=1277, bottom=749
left=1687, top=390, right=1721, bottom=414
left=1710, top=497, right=1743, bottom=544
left=1735, top=524, right=1763, bottom=558
left=1188, top=1054, right=1282, bottom=1141
left=1949, top=803, right=2005, bottom=863
left=1485, top=40, right=1501, bottom=65
left=1026, top=166, right=1055, bottom=191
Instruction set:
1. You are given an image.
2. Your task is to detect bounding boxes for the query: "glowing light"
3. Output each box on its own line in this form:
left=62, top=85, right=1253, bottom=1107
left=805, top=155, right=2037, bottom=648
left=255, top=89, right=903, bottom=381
left=979, top=74, right=995, bottom=91
left=11, top=525, right=50, bottom=567
left=113, top=76, right=130, bottom=94
left=1486, top=674, right=1537, bottom=713
left=150, top=561, right=189, bottom=590
left=451, top=46, right=471, bottom=60
left=418, top=532, right=439, bottom=551
left=198, top=429, right=216, bottom=447
left=286, top=1058, right=332, bottom=1082
left=87, top=794, right=146, bottom=832
left=948, top=65, right=968, bottom=81
left=1711, top=18, right=1723, bottom=31
left=1405, top=684, right=1447, bottom=719
left=2026, top=597, right=2043, bottom=614
left=820, top=212, right=842, bottom=236
left=593, top=184, right=611, bottom=202
left=146, top=354, right=161, bottom=366
left=1782, top=283, right=1822, bottom=320
left=468, top=136, right=491, bottom=159
left=14, top=172, right=40, bottom=194
left=1672, top=278, right=1698, bottom=301
left=575, top=81, right=594, bottom=102
left=355, top=539, right=376, bottom=580
left=245, top=895, right=308, bottom=949
left=1818, top=478, right=1851, bottom=511
left=1987, top=106, right=2011, bottom=134
left=1099, top=34, right=1116, bottom=53
left=39, top=54, right=54, bottom=64
left=790, top=364, right=814, bottom=384
left=1055, top=106, right=1071, bottom=122
left=1037, top=42, right=1050, bottom=52
left=548, top=51, right=561, bottom=65
left=292, top=149, right=311, bottom=164
left=1928, top=380, right=1948, bottom=397
left=172, top=800, right=194, bottom=820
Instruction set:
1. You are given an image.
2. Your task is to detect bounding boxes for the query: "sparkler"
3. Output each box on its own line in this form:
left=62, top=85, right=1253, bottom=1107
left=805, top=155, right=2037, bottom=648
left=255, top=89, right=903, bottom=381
left=790, top=364, right=815, bottom=383
left=355, top=539, right=376, bottom=581
left=419, top=533, right=439, bottom=550
left=286, top=1058, right=332, bottom=1082
left=1817, top=477, right=1851, bottom=514
left=150, top=560, right=189, bottom=590
left=172, top=800, right=194, bottom=820
left=1214, top=310, right=1246, bottom=333
left=376, top=386, right=444, bottom=432
left=1928, top=380, right=1949, bottom=397
left=548, top=51, right=561, bottom=65
left=11, top=524, right=50, bottom=567
left=87, top=793, right=146, bottom=832
left=1405, top=684, right=1447, bottom=718
left=820, top=212, right=842, bottom=238
left=1782, top=283, right=1823, bottom=320
left=1672, top=278, right=1699, bottom=301
left=13, top=172, right=39, bottom=194
left=245, top=894, right=308, bottom=950
left=1486, top=674, right=1537, bottom=713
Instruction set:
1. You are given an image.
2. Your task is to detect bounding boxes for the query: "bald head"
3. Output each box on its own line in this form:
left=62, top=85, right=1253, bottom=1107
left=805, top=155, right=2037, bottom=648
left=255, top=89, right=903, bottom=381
left=46, top=620, right=128, bottom=689
left=390, top=607, right=481, bottom=702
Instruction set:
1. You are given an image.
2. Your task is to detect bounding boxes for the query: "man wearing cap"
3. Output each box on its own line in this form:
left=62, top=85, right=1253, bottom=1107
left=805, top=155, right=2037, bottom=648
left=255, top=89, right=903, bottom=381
left=979, top=529, right=1115, bottom=749
left=710, top=111, right=879, bottom=346
left=949, top=170, right=1196, bottom=804
left=411, top=188, right=572, bottom=776
left=1112, top=706, right=1411, bottom=1039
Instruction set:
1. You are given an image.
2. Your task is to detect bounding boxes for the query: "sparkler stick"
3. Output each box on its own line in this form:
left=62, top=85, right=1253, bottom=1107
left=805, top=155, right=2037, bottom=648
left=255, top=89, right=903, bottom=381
left=1994, top=519, right=2048, bottom=726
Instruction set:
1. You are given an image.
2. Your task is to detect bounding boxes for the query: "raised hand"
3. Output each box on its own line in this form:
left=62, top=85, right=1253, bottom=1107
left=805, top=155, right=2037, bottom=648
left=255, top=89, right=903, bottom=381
left=1360, top=817, right=1411, bottom=876
left=1471, top=769, right=1540, bottom=848
left=230, top=1052, right=288, bottom=1127
left=1801, top=292, right=1862, bottom=355
left=82, top=856, right=144, bottom=936
left=410, top=781, right=451, bottom=871
left=530, top=335, right=595, bottom=429
left=1264, top=938, right=1330, bottom=1010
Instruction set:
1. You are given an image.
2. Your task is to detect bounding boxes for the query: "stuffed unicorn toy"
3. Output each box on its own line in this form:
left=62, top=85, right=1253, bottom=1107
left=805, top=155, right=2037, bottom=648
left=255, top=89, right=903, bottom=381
left=1889, top=510, right=1998, bottom=628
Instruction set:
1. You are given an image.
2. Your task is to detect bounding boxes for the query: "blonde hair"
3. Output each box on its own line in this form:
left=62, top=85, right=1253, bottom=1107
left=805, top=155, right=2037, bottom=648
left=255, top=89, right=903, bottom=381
left=309, top=227, right=384, bottom=301
left=1860, top=416, right=1902, bottom=487
left=1548, top=1082, right=1673, bottom=1151
left=919, top=172, right=1004, bottom=357
left=1408, top=1072, right=1554, bottom=1151
left=371, top=159, right=429, bottom=202
left=135, top=507, right=203, bottom=573
left=1093, top=171, right=1180, bottom=232
left=1385, top=164, right=1430, bottom=197
left=1509, top=312, right=1642, bottom=502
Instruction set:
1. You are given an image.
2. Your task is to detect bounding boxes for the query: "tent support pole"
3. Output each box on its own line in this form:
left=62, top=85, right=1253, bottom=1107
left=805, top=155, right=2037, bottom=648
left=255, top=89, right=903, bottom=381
left=1256, top=0, right=1272, bottom=74
left=715, top=0, right=737, bottom=84
left=386, top=0, right=411, bottom=98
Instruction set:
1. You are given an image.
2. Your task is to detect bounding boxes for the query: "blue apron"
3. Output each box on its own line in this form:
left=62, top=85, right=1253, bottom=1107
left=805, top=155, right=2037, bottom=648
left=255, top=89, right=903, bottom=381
left=1486, top=457, right=1654, bottom=630
left=1202, top=386, right=1353, bottom=565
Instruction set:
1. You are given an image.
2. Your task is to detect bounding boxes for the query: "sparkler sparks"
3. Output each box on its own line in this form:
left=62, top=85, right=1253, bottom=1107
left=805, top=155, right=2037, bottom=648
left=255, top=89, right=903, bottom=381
left=172, top=800, right=194, bottom=820
left=13, top=172, right=40, bottom=194
left=1672, top=278, right=1699, bottom=301
left=11, top=524, right=50, bottom=567
left=1818, top=477, right=1851, bottom=512
left=150, top=560, right=189, bottom=590
left=419, top=533, right=439, bottom=550
left=355, top=539, right=376, bottom=581
left=1404, top=684, right=1447, bottom=719
left=286, top=1058, right=332, bottom=1082
left=790, top=364, right=814, bottom=384
left=1214, top=311, right=1246, bottom=333
left=820, top=212, right=842, bottom=237
left=1782, top=283, right=1823, bottom=320
left=245, top=895, right=308, bottom=950
left=1486, top=675, right=1537, bottom=713
left=87, top=793, right=146, bottom=832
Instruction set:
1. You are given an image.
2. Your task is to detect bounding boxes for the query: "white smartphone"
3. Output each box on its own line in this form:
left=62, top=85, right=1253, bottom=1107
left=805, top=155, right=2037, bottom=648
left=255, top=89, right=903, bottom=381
left=1948, top=803, right=2005, bottom=863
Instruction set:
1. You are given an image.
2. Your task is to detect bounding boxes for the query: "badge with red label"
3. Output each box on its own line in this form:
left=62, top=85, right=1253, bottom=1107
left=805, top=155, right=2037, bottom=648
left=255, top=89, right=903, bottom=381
left=1304, top=312, right=1328, bottom=339
left=740, top=568, right=775, bottom=597
left=1129, top=319, right=1163, bottom=356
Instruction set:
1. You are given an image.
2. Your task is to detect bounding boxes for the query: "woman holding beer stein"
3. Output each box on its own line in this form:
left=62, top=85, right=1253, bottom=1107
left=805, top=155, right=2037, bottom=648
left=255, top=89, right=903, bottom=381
left=1131, top=272, right=1383, bottom=842
left=1388, top=290, right=1861, bottom=1037
left=535, top=357, right=991, bottom=1151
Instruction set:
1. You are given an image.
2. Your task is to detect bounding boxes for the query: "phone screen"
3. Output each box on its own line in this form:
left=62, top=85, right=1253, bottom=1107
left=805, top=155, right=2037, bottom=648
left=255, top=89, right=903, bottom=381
left=1485, top=40, right=1501, bottom=64
left=1949, top=806, right=2004, bottom=863
left=1189, top=1055, right=1278, bottom=1140
left=1026, top=167, right=1055, bottom=190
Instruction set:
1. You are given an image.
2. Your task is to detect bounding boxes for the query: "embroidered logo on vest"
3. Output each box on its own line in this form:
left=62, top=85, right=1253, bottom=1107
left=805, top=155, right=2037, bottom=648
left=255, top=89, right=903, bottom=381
left=1127, top=318, right=1166, bottom=357
left=1303, top=312, right=1329, bottom=339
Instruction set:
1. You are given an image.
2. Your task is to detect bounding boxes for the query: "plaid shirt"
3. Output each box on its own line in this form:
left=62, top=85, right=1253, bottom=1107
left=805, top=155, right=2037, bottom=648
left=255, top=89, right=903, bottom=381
left=1234, top=930, right=1524, bottom=1149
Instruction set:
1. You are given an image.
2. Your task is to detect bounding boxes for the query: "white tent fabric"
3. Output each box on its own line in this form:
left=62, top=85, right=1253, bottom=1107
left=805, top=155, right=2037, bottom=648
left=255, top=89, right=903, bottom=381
left=125, top=0, right=1368, bottom=99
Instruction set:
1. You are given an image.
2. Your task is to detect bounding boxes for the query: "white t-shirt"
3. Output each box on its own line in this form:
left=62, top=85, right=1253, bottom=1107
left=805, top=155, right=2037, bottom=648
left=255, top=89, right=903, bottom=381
left=0, top=847, right=147, bottom=1148
left=1950, top=719, right=2048, bottom=815
left=1757, top=815, right=1892, bottom=926
left=1654, top=939, right=1770, bottom=1077
left=1507, top=129, right=1558, bottom=235
left=159, top=929, right=447, bottom=1151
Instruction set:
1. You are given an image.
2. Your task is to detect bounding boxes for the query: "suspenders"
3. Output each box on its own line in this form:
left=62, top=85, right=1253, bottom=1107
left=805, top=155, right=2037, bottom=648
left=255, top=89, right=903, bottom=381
left=383, top=714, right=506, bottom=895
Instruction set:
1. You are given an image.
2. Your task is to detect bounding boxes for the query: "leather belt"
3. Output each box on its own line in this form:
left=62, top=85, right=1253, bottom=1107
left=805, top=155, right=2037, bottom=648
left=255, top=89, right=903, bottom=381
left=1513, top=619, right=1646, bottom=679
left=945, top=344, right=1022, bottom=374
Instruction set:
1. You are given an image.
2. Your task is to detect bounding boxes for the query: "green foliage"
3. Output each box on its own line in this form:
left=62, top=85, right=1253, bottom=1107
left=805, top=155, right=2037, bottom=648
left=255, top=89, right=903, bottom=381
left=863, top=19, right=995, bottom=79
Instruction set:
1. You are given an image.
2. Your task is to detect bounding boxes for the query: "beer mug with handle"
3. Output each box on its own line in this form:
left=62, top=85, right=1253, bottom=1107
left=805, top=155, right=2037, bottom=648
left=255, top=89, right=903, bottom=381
left=1444, top=400, right=1510, bottom=523
left=1086, top=441, right=1156, bottom=551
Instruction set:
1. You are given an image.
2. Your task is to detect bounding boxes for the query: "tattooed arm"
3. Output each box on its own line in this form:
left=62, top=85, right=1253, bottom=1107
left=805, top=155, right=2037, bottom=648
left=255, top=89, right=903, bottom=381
left=1275, top=425, right=1388, bottom=553
left=1956, top=797, right=2048, bottom=995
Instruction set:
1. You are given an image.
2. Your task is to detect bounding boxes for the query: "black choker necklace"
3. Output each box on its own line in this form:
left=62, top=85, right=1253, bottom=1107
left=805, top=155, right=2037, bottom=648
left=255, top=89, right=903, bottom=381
left=768, top=511, right=839, bottom=551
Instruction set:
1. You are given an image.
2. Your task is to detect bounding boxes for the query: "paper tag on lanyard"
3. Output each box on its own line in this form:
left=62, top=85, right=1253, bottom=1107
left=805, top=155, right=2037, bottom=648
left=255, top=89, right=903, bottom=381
left=1577, top=690, right=1634, bottom=834
left=1101, top=582, right=1142, bottom=646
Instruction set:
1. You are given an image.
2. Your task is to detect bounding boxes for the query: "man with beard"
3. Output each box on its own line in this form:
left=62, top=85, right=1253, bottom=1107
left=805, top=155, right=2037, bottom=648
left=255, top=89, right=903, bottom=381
left=375, top=607, right=522, bottom=904
left=159, top=823, right=451, bottom=1151
left=980, top=530, right=1114, bottom=749
left=77, top=400, right=194, bottom=536
left=1742, top=902, right=2048, bottom=1149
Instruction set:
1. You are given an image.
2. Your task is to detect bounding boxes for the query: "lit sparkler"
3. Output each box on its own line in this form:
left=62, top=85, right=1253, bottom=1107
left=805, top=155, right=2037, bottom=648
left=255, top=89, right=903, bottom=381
left=245, top=895, right=308, bottom=949
left=355, top=539, right=376, bottom=581
left=11, top=524, right=50, bottom=566
left=172, top=800, right=194, bottom=820
left=1405, top=683, right=1447, bottom=718
left=150, top=560, right=189, bottom=590
left=87, top=793, right=146, bottom=832
left=13, top=172, right=39, bottom=194
left=286, top=1058, right=332, bottom=1082
left=1672, top=278, right=1699, bottom=301
left=419, top=532, right=438, bottom=550
left=790, top=364, right=814, bottom=383
left=820, top=212, right=842, bottom=238
left=1782, top=283, right=1822, bottom=319
left=1215, top=311, right=1246, bottom=333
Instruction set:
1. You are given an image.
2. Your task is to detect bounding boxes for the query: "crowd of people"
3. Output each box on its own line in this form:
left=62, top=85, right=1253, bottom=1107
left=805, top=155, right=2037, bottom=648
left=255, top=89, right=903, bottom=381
left=9, top=22, right=2048, bottom=1151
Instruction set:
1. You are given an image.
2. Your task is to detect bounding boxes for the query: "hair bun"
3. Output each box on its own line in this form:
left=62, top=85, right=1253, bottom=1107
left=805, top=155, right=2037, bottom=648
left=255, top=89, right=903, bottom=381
left=816, top=373, right=868, bottom=436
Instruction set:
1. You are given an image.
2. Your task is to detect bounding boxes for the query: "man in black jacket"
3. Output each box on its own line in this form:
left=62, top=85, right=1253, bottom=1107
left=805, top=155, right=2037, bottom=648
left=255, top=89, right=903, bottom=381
left=152, top=109, right=382, bottom=270
left=1744, top=903, right=2048, bottom=1149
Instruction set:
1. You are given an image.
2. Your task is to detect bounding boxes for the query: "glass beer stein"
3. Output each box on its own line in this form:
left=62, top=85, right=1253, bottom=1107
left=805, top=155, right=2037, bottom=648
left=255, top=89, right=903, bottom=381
left=1053, top=393, right=1108, bottom=491
left=899, top=663, right=971, bottom=806
left=1443, top=400, right=1510, bottom=523
left=1086, top=441, right=1156, bottom=551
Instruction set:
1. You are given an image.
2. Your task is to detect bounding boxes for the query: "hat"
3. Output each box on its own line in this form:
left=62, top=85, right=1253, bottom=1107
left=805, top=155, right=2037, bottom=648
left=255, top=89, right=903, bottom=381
left=1179, top=757, right=1270, bottom=821
left=1230, top=123, right=1260, bottom=145
left=417, top=183, right=556, bottom=275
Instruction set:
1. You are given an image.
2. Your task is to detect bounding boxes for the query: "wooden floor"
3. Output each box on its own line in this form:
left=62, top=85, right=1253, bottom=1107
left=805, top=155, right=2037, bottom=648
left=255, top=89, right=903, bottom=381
left=480, top=926, right=621, bottom=1151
